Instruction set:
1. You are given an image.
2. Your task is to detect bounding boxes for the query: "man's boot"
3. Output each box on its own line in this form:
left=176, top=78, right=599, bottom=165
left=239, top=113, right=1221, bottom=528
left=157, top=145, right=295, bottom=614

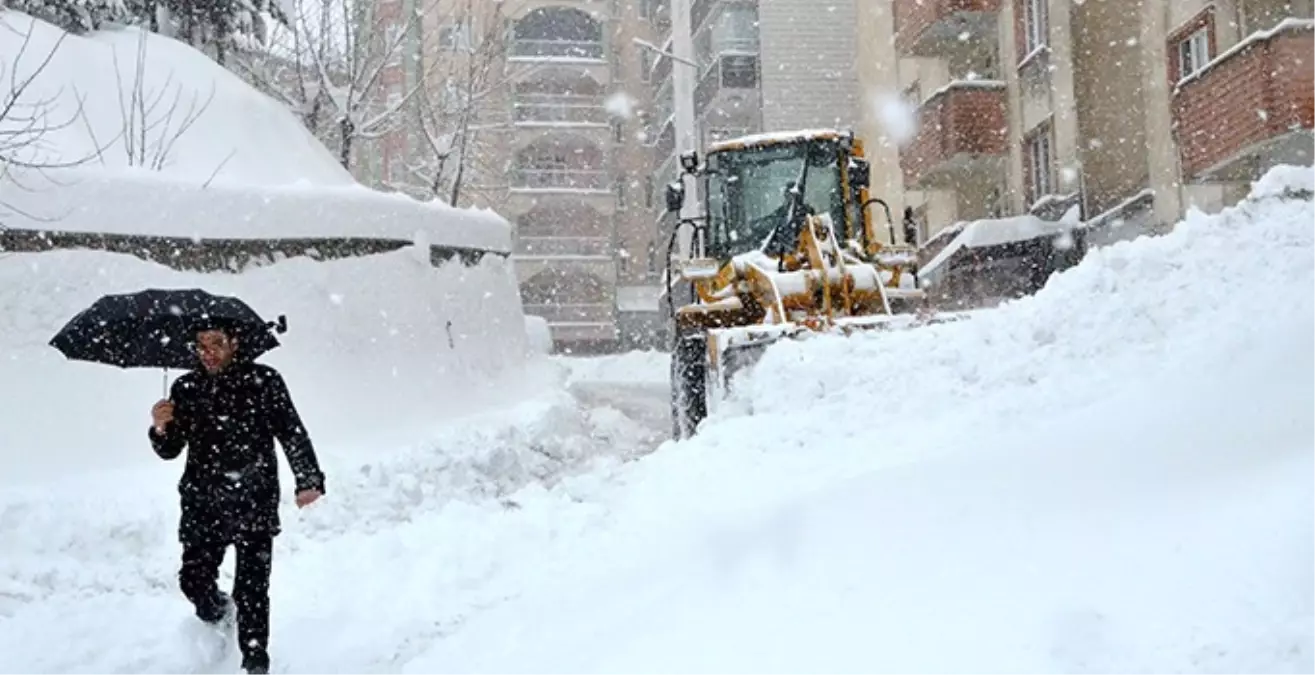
left=195, top=590, right=232, bottom=625
left=240, top=647, right=270, bottom=674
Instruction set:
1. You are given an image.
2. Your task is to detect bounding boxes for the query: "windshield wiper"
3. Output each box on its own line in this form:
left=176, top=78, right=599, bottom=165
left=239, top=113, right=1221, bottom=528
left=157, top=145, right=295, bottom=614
left=761, top=156, right=811, bottom=263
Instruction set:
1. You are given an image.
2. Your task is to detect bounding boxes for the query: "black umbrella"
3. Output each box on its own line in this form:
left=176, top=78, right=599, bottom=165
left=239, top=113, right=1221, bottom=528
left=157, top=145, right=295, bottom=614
left=49, top=288, right=287, bottom=391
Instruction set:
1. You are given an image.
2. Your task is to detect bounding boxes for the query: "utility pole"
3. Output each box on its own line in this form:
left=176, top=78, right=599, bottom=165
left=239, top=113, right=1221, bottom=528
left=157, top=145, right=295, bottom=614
left=670, top=0, right=699, bottom=258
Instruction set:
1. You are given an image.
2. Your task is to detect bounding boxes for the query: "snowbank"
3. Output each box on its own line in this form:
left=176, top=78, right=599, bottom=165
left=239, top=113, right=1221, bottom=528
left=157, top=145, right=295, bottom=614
left=0, top=246, right=531, bottom=484
left=0, top=11, right=510, bottom=250
left=555, top=349, right=669, bottom=386
left=404, top=163, right=1313, bottom=672
left=0, top=167, right=1310, bottom=673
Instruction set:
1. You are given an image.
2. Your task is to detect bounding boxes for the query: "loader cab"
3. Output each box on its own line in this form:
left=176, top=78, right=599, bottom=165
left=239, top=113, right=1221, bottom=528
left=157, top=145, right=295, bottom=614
left=665, top=131, right=871, bottom=265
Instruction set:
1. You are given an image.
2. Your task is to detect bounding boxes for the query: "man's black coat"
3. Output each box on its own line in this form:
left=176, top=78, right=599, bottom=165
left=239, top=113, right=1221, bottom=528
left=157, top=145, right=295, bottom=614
left=149, top=362, right=326, bottom=544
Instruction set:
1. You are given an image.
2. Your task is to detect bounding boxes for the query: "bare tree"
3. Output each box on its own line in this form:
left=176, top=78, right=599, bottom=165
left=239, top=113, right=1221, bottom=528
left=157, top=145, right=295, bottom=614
left=111, top=28, right=215, bottom=171
left=0, top=16, right=100, bottom=227
left=230, top=0, right=435, bottom=171
left=395, top=0, right=515, bottom=206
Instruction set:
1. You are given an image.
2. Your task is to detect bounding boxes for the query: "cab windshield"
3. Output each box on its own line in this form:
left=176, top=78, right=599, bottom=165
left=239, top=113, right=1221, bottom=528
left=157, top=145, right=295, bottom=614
left=705, top=140, right=845, bottom=260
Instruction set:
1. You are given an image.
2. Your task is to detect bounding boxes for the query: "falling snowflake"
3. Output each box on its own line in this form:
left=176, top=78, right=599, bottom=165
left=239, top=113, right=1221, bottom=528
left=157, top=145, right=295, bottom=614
left=605, top=92, right=636, bottom=119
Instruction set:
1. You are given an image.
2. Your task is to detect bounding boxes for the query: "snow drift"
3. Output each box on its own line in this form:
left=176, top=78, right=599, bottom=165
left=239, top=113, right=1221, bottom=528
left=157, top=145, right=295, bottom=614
left=404, top=164, right=1315, bottom=673
left=0, top=166, right=1310, bottom=674
left=0, top=245, right=531, bottom=484
left=0, top=10, right=509, bottom=249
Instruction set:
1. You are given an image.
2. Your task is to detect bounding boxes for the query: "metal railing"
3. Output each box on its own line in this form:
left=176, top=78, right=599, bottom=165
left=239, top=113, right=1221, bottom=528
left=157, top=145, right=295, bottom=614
left=695, top=53, right=758, bottom=110
left=510, top=39, right=605, bottom=60
left=515, top=236, right=612, bottom=257
left=512, top=93, right=608, bottom=125
left=510, top=169, right=610, bottom=191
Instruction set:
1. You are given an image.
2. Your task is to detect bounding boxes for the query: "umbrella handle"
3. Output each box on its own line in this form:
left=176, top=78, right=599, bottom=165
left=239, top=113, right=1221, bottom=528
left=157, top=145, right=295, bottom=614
left=163, top=367, right=169, bottom=398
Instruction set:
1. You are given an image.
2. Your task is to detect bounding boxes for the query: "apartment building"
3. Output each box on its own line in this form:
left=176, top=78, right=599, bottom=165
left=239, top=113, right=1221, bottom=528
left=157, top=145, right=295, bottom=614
left=644, top=0, right=864, bottom=273
left=367, top=0, right=665, bottom=353
left=857, top=0, right=1314, bottom=250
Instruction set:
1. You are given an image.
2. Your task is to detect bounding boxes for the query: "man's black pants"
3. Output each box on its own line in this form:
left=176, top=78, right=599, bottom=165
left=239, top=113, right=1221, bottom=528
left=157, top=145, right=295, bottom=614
left=179, top=535, right=273, bottom=668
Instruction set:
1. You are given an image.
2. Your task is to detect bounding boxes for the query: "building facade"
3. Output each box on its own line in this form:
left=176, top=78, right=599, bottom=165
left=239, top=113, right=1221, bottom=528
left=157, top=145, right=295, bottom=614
left=857, top=0, right=1314, bottom=248
left=364, top=0, right=1312, bottom=350
left=365, top=0, right=669, bottom=353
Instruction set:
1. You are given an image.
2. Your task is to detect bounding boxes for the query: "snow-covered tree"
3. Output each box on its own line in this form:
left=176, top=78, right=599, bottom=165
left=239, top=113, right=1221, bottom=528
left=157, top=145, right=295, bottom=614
left=5, top=0, right=288, bottom=65
left=393, top=0, right=514, bottom=205
left=229, top=0, right=429, bottom=171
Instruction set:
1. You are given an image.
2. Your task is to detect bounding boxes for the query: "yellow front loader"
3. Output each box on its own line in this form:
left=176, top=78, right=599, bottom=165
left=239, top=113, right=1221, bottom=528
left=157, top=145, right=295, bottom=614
left=662, top=129, right=964, bottom=439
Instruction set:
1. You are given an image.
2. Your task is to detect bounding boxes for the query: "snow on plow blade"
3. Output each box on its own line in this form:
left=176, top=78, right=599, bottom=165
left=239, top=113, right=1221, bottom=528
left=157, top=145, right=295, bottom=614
left=665, top=309, right=977, bottom=440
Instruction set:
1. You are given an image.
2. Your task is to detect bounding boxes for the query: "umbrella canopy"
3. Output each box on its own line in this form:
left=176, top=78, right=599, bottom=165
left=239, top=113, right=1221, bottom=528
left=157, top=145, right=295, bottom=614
left=49, top=288, right=287, bottom=371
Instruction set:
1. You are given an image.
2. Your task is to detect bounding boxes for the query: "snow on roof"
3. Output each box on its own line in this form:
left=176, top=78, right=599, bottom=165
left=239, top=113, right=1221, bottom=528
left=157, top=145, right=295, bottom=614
left=0, top=166, right=511, bottom=253
left=1175, top=18, right=1315, bottom=93
left=0, top=11, right=350, bottom=187
left=924, top=78, right=1007, bottom=101
left=0, top=11, right=509, bottom=252
left=920, top=214, right=1076, bottom=279
left=707, top=128, right=850, bottom=154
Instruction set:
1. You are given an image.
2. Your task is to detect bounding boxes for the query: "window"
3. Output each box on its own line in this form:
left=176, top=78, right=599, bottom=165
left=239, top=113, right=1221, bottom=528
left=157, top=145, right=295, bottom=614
left=612, top=120, right=624, bottom=144
left=1177, top=27, right=1211, bottom=80
left=1023, top=0, right=1048, bottom=54
left=1025, top=126, right=1052, bottom=206
left=616, top=174, right=628, bottom=208
left=644, top=175, right=654, bottom=209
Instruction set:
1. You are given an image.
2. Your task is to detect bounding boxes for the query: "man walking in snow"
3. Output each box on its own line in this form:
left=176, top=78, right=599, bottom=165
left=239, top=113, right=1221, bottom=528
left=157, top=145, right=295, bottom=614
left=149, top=318, right=326, bottom=674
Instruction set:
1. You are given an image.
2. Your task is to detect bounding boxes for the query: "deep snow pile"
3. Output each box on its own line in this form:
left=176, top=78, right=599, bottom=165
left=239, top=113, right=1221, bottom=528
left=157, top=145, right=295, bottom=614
left=0, top=167, right=1311, bottom=673
left=402, top=168, right=1315, bottom=672
left=555, top=349, right=669, bottom=387
left=0, top=10, right=342, bottom=186
left=0, top=246, right=531, bottom=484
left=0, top=10, right=508, bottom=248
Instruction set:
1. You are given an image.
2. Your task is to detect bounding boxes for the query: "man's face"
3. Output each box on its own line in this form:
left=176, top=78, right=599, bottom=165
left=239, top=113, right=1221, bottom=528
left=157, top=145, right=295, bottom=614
left=195, top=329, right=237, bottom=373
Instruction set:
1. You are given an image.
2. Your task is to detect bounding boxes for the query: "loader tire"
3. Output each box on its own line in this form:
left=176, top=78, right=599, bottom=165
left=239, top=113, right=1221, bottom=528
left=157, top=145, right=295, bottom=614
left=670, top=329, right=708, bottom=440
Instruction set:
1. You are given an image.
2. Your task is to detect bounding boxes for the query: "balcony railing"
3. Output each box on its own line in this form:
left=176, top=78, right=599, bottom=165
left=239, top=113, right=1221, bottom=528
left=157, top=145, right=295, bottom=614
left=510, top=39, right=605, bottom=60
left=512, top=93, right=607, bottom=125
left=695, top=53, right=759, bottom=111
left=510, top=169, right=610, bottom=191
left=515, top=236, right=612, bottom=257
left=893, top=0, right=1001, bottom=56
left=1172, top=20, right=1314, bottom=181
left=900, top=82, right=1007, bottom=187
left=521, top=303, right=615, bottom=325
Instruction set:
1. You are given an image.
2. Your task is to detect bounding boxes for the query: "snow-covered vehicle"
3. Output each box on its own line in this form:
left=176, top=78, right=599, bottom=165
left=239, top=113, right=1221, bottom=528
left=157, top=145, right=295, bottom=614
left=662, top=128, right=964, bottom=439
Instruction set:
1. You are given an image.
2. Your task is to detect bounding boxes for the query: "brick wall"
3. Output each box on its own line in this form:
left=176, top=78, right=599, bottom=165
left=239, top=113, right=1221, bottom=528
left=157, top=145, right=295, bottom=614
left=895, top=0, right=1001, bottom=54
left=1173, top=25, right=1315, bottom=178
left=758, top=0, right=861, bottom=131
left=901, top=85, right=1008, bottom=185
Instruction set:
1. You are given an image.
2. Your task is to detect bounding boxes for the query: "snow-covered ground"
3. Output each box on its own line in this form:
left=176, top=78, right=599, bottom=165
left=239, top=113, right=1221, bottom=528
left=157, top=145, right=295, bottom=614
left=0, top=166, right=1311, bottom=674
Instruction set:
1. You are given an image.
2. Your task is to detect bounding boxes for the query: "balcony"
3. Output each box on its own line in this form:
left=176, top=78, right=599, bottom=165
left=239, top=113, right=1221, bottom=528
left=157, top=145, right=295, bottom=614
left=510, top=39, right=605, bottom=61
left=694, top=53, right=759, bottom=113
left=512, top=93, right=608, bottom=126
left=515, top=236, right=612, bottom=258
left=522, top=303, right=618, bottom=343
left=1172, top=20, right=1314, bottom=182
left=900, top=81, right=1008, bottom=188
left=510, top=168, right=610, bottom=192
left=894, top=0, right=1000, bottom=56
